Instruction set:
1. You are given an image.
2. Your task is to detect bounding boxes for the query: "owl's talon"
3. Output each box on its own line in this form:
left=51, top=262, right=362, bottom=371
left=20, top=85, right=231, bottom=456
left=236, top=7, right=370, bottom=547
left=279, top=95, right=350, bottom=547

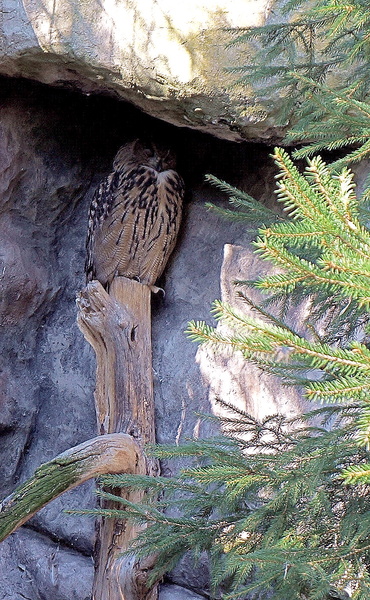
left=150, top=285, right=165, bottom=296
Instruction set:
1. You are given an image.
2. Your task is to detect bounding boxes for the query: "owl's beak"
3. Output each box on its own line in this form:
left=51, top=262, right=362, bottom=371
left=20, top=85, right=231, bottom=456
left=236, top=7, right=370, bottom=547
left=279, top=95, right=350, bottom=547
left=155, top=158, right=163, bottom=171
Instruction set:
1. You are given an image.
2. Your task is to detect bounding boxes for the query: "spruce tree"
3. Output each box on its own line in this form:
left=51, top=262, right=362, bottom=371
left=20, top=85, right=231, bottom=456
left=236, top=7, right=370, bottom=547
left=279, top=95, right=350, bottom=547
left=229, top=1, right=370, bottom=172
left=84, top=2, right=370, bottom=598
left=90, top=152, right=370, bottom=599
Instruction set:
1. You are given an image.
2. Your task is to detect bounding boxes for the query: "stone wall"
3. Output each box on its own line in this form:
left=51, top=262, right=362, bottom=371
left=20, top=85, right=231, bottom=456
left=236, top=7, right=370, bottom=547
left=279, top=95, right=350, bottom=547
left=0, top=0, right=285, bottom=142
left=0, top=76, right=304, bottom=599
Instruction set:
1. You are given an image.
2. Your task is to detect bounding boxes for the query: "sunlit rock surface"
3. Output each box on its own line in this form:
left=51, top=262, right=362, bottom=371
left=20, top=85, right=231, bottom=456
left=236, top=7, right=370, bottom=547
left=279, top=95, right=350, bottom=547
left=0, top=0, right=283, bottom=141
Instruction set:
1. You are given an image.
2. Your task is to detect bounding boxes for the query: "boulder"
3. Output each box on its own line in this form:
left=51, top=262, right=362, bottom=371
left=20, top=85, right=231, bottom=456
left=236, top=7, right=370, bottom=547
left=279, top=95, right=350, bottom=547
left=1, top=0, right=283, bottom=141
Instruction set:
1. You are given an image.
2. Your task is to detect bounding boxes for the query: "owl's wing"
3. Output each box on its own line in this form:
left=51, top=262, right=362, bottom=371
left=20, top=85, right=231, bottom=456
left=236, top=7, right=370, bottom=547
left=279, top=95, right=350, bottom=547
left=86, top=165, right=158, bottom=286
left=85, top=172, right=118, bottom=283
left=86, top=163, right=184, bottom=288
left=102, top=165, right=160, bottom=284
left=138, top=169, right=184, bottom=284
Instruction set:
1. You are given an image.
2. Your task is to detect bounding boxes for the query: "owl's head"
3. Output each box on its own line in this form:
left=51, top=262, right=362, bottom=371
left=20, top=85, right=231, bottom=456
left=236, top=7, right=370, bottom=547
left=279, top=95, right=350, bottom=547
left=148, top=143, right=177, bottom=172
left=113, top=140, right=176, bottom=172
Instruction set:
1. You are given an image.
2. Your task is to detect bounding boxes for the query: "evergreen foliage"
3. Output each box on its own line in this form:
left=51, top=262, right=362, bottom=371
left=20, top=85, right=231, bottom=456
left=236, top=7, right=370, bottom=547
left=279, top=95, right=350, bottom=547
left=189, top=149, right=370, bottom=457
left=203, top=174, right=280, bottom=227
left=229, top=1, right=370, bottom=170
left=96, top=404, right=369, bottom=599
left=91, top=151, right=370, bottom=598
left=87, top=2, right=370, bottom=598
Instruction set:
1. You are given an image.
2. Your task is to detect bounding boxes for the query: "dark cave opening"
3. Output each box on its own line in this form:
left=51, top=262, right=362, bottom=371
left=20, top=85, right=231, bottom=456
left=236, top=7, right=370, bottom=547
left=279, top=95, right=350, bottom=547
left=0, top=74, right=274, bottom=191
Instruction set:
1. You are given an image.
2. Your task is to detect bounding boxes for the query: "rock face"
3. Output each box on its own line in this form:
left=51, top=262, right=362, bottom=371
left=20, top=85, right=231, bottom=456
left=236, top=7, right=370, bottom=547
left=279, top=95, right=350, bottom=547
left=0, top=76, right=305, bottom=598
left=0, top=0, right=284, bottom=142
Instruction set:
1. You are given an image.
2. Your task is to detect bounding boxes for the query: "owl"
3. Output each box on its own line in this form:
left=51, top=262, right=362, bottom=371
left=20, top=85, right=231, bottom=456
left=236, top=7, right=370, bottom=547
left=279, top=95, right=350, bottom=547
left=85, top=140, right=184, bottom=290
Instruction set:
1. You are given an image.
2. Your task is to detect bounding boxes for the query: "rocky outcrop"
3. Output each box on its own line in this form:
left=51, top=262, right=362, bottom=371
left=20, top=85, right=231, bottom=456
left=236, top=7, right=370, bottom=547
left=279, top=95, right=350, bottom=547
left=0, top=76, right=305, bottom=598
left=0, top=0, right=284, bottom=142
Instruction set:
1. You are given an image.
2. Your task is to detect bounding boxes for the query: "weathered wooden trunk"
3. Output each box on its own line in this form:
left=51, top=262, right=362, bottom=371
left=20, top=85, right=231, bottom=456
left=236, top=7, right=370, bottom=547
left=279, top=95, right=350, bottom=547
left=77, top=277, right=158, bottom=600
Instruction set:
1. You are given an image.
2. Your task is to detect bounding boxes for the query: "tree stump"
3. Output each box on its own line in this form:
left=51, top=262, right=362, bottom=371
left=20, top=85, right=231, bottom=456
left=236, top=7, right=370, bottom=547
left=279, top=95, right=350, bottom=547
left=77, top=278, right=158, bottom=600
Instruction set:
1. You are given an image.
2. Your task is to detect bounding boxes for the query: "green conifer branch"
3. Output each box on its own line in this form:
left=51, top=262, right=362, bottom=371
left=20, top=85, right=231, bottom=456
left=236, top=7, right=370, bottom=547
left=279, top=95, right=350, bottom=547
left=84, top=4, right=370, bottom=597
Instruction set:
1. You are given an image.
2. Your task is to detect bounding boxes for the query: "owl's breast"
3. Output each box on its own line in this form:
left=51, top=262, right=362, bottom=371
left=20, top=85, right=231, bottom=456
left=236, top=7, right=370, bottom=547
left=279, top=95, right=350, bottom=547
left=86, top=150, right=184, bottom=289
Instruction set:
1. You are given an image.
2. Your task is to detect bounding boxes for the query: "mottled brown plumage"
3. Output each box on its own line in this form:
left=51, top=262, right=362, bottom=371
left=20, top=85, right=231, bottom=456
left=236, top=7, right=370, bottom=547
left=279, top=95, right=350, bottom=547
left=85, top=140, right=184, bottom=290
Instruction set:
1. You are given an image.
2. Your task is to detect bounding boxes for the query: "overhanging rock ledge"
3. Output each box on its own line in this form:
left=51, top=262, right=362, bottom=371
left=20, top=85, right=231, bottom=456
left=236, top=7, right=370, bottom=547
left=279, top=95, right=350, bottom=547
left=1, top=0, right=286, bottom=142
